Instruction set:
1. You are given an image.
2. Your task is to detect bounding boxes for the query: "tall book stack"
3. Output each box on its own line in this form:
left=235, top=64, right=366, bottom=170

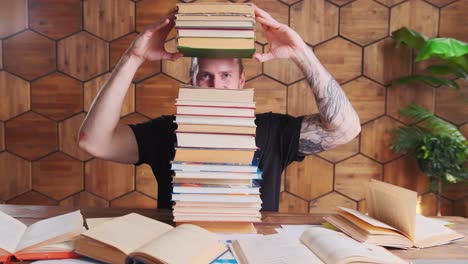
left=175, top=3, right=256, bottom=58
left=172, top=84, right=262, bottom=233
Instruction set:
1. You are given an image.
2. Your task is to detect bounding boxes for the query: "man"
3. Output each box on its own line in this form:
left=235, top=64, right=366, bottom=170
left=78, top=6, right=361, bottom=211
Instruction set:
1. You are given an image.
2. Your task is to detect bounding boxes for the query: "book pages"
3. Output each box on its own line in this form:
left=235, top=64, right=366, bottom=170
left=413, top=214, right=465, bottom=248
left=0, top=210, right=27, bottom=254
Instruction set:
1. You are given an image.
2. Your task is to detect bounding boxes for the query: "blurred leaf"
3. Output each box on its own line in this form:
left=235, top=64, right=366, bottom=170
left=416, top=38, right=468, bottom=61
left=392, top=75, right=460, bottom=89
left=392, top=27, right=427, bottom=50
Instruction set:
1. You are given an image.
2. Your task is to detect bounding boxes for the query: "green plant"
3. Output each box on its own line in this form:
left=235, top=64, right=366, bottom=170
left=391, top=104, right=468, bottom=215
left=391, top=27, right=468, bottom=90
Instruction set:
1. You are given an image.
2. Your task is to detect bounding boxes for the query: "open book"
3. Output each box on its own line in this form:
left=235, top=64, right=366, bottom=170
left=229, top=226, right=407, bottom=264
left=0, top=210, right=83, bottom=262
left=75, top=213, right=227, bottom=264
left=325, top=180, right=465, bottom=248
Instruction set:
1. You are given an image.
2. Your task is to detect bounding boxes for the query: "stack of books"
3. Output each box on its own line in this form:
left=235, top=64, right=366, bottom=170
left=175, top=3, right=256, bottom=58
left=172, top=84, right=262, bottom=233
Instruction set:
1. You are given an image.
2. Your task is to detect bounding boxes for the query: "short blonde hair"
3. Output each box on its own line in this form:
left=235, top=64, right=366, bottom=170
left=190, top=57, right=244, bottom=86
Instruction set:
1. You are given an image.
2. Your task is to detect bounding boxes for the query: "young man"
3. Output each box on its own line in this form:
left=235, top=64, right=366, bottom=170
left=78, top=6, right=361, bottom=211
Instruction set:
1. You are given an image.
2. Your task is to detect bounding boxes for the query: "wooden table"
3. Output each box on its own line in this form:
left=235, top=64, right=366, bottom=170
left=1, top=204, right=467, bottom=262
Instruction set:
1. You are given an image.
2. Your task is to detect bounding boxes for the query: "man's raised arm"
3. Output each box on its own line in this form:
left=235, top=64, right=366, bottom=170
left=253, top=5, right=361, bottom=155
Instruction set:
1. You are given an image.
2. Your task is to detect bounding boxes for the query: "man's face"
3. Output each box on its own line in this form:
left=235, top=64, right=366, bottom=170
left=195, top=58, right=245, bottom=89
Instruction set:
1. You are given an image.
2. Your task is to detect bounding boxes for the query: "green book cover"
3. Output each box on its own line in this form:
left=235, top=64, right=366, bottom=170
left=177, top=46, right=255, bottom=58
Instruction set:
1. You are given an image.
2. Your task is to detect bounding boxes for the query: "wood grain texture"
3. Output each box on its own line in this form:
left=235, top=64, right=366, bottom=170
left=255, top=0, right=289, bottom=44
left=424, top=0, right=458, bottom=7
left=387, top=82, right=435, bottom=125
left=364, top=38, right=412, bottom=85
left=454, top=197, right=468, bottom=217
left=309, top=192, right=357, bottom=214
left=390, top=0, right=439, bottom=38
left=0, top=152, right=31, bottom=200
left=247, top=75, right=287, bottom=114
left=59, top=191, right=109, bottom=207
left=32, top=152, right=83, bottom=200
left=0, top=71, right=30, bottom=121
left=440, top=0, right=468, bottom=42
left=59, top=113, right=93, bottom=161
left=3, top=30, right=56, bottom=80
left=136, top=0, right=177, bottom=39
left=0, top=0, right=28, bottom=38
left=317, top=137, right=359, bottom=163
left=375, top=0, right=406, bottom=6
left=31, top=72, right=83, bottom=121
left=360, top=116, right=403, bottom=163
left=119, top=113, right=149, bottom=125
left=242, top=43, right=263, bottom=81
left=287, top=79, right=318, bottom=117
left=264, top=46, right=304, bottom=84
left=29, top=0, right=82, bottom=39
left=0, top=41, right=3, bottom=69
left=85, top=158, right=135, bottom=200
left=384, top=156, right=429, bottom=194
left=84, top=73, right=135, bottom=117
left=285, top=155, right=334, bottom=200
left=0, top=121, right=4, bottom=151
left=278, top=192, right=309, bottom=213
left=314, top=37, right=362, bottom=84
left=136, top=164, right=158, bottom=199
left=162, top=39, right=192, bottom=83
left=84, top=0, right=135, bottom=41
left=58, top=32, right=109, bottom=81
left=5, top=112, right=58, bottom=161
left=442, top=182, right=468, bottom=201
left=136, top=74, right=179, bottom=117
left=7, top=191, right=57, bottom=205
left=110, top=33, right=161, bottom=82
left=335, top=154, right=383, bottom=200
left=435, top=79, right=468, bottom=125
left=461, top=123, right=468, bottom=138
left=326, top=0, right=354, bottom=6
left=110, top=191, right=157, bottom=208
left=340, top=0, right=389, bottom=45
left=419, top=193, right=453, bottom=216
left=342, top=77, right=386, bottom=124
left=290, top=0, right=338, bottom=46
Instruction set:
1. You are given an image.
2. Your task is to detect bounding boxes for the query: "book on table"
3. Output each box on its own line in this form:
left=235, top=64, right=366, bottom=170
left=229, top=226, right=408, bottom=264
left=0, top=210, right=83, bottom=262
left=324, top=179, right=465, bottom=249
left=74, top=213, right=226, bottom=264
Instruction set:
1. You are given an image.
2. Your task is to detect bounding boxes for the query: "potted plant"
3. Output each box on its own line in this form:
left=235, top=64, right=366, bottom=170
left=390, top=27, right=468, bottom=216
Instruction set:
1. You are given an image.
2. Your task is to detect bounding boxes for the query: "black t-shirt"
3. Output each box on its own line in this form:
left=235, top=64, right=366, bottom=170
left=129, top=112, right=305, bottom=211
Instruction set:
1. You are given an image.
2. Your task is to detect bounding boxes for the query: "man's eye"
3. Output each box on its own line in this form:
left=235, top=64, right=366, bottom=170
left=200, top=73, right=210, bottom=80
left=222, top=73, right=231, bottom=78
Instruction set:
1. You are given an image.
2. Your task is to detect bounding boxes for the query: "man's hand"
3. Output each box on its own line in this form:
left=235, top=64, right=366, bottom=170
left=253, top=5, right=308, bottom=63
left=127, top=8, right=183, bottom=64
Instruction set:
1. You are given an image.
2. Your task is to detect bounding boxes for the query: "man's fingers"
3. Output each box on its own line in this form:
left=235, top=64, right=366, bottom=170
left=161, top=51, right=184, bottom=61
left=253, top=52, right=275, bottom=63
left=257, top=16, right=280, bottom=30
left=253, top=4, right=272, bottom=19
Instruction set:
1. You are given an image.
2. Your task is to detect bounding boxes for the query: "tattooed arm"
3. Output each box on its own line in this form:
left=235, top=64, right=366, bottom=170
left=253, top=5, right=361, bottom=155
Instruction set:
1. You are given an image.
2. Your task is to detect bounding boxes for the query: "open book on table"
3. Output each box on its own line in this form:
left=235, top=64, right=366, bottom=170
left=0, top=210, right=83, bottom=262
left=229, top=226, right=408, bottom=264
left=325, top=180, right=465, bottom=249
left=75, top=213, right=227, bottom=264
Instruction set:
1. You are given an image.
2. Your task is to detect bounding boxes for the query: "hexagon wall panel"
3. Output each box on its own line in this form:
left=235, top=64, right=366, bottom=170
left=309, top=192, right=357, bottom=214
left=419, top=193, right=453, bottom=216
left=242, top=43, right=263, bottom=81
left=84, top=73, right=135, bottom=117
left=84, top=0, right=135, bottom=41
left=3, top=30, right=56, bottom=80
left=314, top=38, right=362, bottom=84
left=384, top=156, right=429, bottom=194
left=278, top=192, right=309, bottom=213
left=136, top=0, right=177, bottom=40
left=387, top=82, right=435, bottom=124
left=247, top=75, right=287, bottom=114
left=162, top=39, right=192, bottom=83
left=0, top=0, right=28, bottom=38
left=335, top=154, right=383, bottom=200
left=375, top=0, right=406, bottom=6
left=435, top=80, right=468, bottom=125
left=442, top=182, right=468, bottom=201
left=424, top=0, right=458, bottom=7
left=255, top=0, right=289, bottom=45
left=29, top=0, right=82, bottom=39
left=7, top=191, right=57, bottom=205
left=119, top=113, right=149, bottom=126
left=110, top=33, right=161, bottom=82
left=6, top=112, right=58, bottom=160
left=340, top=0, right=389, bottom=46
left=360, top=116, right=403, bottom=163
left=290, top=0, right=338, bottom=46
left=85, top=158, right=135, bottom=200
left=454, top=197, right=468, bottom=217
left=32, top=72, right=83, bottom=121
left=0, top=152, right=31, bottom=200
left=287, top=79, right=318, bottom=117
left=263, top=47, right=304, bottom=85
left=32, top=152, right=83, bottom=200
left=317, top=137, right=359, bottom=163
left=110, top=191, right=157, bottom=208
left=136, top=164, right=158, bottom=199
left=390, top=0, right=439, bottom=38
left=342, top=77, right=386, bottom=124
left=0, top=122, right=4, bottom=151
left=440, top=0, right=468, bottom=42
left=58, top=32, right=109, bottom=81
left=461, top=123, right=468, bottom=138
left=0, top=71, right=30, bottom=121
left=60, top=191, right=109, bottom=207
left=364, top=38, right=412, bottom=85
left=0, top=41, right=3, bottom=69
left=136, top=74, right=179, bottom=117
left=59, top=113, right=93, bottom=161
left=285, top=155, right=333, bottom=200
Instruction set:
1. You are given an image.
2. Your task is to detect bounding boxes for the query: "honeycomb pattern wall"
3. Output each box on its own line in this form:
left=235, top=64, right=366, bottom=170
left=0, top=0, right=467, bottom=216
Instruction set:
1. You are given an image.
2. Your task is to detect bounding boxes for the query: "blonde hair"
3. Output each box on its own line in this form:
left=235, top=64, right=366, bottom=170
left=190, top=57, right=244, bottom=86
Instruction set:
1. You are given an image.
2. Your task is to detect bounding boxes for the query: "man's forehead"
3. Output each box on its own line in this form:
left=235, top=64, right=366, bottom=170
left=198, top=58, right=239, bottom=71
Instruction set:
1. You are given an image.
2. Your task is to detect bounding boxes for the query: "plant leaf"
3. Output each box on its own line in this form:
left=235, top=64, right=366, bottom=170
left=392, top=27, right=428, bottom=50
left=416, top=38, right=468, bottom=61
left=391, top=75, right=460, bottom=89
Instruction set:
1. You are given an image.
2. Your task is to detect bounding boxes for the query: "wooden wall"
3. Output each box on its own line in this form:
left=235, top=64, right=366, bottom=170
left=0, top=0, right=467, bottom=216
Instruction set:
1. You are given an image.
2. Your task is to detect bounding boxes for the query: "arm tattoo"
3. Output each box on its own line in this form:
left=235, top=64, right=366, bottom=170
left=298, top=114, right=347, bottom=155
